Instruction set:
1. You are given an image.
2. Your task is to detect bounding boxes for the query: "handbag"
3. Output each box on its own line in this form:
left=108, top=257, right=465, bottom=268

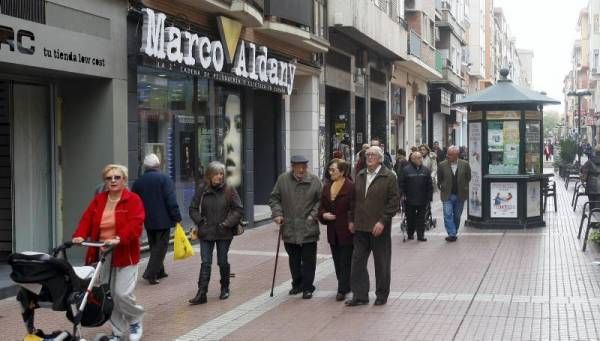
left=232, top=220, right=247, bottom=236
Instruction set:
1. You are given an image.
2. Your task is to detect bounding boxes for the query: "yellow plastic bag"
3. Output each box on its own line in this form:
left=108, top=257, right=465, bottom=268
left=174, top=223, right=194, bottom=260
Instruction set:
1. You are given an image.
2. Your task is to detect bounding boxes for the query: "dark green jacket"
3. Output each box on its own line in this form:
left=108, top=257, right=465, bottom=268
left=351, top=166, right=399, bottom=232
left=269, top=171, right=322, bottom=245
left=437, top=159, right=471, bottom=201
left=189, top=183, right=243, bottom=240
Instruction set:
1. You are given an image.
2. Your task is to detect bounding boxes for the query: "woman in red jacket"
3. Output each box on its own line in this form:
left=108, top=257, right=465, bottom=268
left=319, top=159, right=354, bottom=302
left=72, top=164, right=145, bottom=341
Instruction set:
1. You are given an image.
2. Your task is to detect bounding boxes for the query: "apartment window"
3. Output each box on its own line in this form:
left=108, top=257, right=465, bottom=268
left=594, top=49, right=599, bottom=72
left=595, top=15, right=600, bottom=33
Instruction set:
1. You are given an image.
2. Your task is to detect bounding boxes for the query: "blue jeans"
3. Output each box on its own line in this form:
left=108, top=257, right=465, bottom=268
left=442, top=194, right=465, bottom=237
left=200, top=239, right=231, bottom=267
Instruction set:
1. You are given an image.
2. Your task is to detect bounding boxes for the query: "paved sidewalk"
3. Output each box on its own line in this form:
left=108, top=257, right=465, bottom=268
left=2, top=175, right=600, bottom=340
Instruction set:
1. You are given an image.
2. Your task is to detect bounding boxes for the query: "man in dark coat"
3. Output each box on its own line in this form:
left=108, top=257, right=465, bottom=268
left=269, top=155, right=322, bottom=299
left=132, top=153, right=182, bottom=285
left=347, top=146, right=399, bottom=306
left=399, top=151, right=433, bottom=241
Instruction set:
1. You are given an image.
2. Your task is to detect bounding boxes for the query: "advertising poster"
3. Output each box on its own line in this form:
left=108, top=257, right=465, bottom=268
left=503, top=121, right=520, bottom=173
left=490, top=182, right=518, bottom=218
left=487, top=122, right=504, bottom=151
left=527, top=181, right=541, bottom=217
left=469, top=122, right=482, bottom=217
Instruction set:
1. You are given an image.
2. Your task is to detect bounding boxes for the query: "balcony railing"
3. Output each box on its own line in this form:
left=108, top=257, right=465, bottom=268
left=0, top=0, right=45, bottom=24
left=436, top=7, right=466, bottom=44
left=408, top=30, right=440, bottom=72
left=443, top=65, right=463, bottom=88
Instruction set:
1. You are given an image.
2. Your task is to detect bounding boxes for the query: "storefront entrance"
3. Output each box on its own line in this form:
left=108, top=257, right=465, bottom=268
left=0, top=80, right=53, bottom=258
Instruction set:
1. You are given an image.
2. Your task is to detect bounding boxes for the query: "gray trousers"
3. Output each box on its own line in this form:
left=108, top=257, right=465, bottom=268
left=99, top=254, right=145, bottom=337
left=144, top=229, right=170, bottom=279
left=350, top=230, right=391, bottom=301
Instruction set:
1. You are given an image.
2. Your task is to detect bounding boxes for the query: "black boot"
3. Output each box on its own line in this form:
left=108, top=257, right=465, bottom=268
left=219, top=264, right=230, bottom=300
left=189, top=263, right=211, bottom=305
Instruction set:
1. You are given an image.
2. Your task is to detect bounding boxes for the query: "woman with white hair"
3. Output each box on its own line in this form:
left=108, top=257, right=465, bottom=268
left=188, top=161, right=243, bottom=305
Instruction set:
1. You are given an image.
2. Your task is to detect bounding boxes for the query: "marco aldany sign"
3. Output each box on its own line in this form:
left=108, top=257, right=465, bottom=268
left=141, top=8, right=296, bottom=95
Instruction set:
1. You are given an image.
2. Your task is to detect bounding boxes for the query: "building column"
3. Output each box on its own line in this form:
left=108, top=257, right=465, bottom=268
left=289, top=75, right=320, bottom=175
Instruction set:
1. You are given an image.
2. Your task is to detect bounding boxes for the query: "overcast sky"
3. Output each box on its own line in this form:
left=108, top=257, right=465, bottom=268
left=493, top=0, right=588, bottom=114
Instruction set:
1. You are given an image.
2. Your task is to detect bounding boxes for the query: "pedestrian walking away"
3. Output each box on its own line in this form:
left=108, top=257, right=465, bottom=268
left=72, top=164, right=145, bottom=341
left=269, top=155, right=322, bottom=299
left=318, top=158, right=355, bottom=302
left=581, top=145, right=600, bottom=210
left=188, top=161, right=243, bottom=305
left=398, top=151, right=433, bottom=242
left=437, top=146, right=471, bottom=242
left=132, top=153, right=182, bottom=285
left=347, top=146, right=399, bottom=307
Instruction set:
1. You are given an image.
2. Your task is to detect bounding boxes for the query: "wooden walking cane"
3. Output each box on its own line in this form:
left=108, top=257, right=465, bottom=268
left=270, top=227, right=283, bottom=297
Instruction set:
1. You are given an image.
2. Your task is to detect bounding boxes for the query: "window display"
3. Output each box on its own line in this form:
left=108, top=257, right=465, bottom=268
left=488, top=121, right=520, bottom=174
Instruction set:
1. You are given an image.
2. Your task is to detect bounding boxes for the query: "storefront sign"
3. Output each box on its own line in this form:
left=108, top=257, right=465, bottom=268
left=0, top=14, right=114, bottom=78
left=468, top=122, right=482, bottom=217
left=490, top=182, right=518, bottom=218
left=140, top=8, right=296, bottom=95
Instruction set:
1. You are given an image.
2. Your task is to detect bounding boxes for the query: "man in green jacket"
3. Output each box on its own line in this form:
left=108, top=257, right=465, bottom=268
left=269, top=155, right=322, bottom=299
left=346, top=146, right=399, bottom=306
left=437, top=145, right=471, bottom=242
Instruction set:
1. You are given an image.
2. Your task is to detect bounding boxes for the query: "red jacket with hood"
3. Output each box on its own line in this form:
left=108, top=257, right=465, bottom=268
left=73, top=189, right=145, bottom=267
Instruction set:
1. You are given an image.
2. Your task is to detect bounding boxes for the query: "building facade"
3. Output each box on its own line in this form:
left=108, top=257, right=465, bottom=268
left=0, top=0, right=128, bottom=259
left=128, top=0, right=328, bottom=228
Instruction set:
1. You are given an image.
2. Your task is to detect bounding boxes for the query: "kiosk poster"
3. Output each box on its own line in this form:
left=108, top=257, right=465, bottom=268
left=503, top=121, right=519, bottom=173
left=487, top=122, right=504, bottom=151
left=527, top=181, right=541, bottom=217
left=468, top=122, right=482, bottom=217
left=490, top=182, right=518, bottom=218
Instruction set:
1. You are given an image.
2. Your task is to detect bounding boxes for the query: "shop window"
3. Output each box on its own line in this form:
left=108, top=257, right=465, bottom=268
left=136, top=67, right=213, bottom=226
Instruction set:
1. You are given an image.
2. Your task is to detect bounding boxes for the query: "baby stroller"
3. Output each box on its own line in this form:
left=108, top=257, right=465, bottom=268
left=399, top=201, right=437, bottom=242
left=8, top=241, right=114, bottom=341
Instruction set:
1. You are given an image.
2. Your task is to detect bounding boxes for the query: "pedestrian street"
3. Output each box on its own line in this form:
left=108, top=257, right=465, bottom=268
left=3, top=175, right=600, bottom=340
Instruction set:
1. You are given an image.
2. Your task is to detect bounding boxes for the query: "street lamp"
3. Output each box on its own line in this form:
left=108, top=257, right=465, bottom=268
left=567, top=89, right=592, bottom=164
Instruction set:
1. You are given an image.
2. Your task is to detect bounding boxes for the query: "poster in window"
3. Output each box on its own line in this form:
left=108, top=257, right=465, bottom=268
left=490, top=182, right=518, bottom=218
left=487, top=121, right=504, bottom=151
left=223, top=94, right=242, bottom=188
left=527, top=181, right=541, bottom=217
left=179, top=132, right=195, bottom=181
left=469, top=122, right=482, bottom=217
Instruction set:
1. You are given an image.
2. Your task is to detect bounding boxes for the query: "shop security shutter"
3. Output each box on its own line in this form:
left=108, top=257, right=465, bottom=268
left=0, top=0, right=45, bottom=24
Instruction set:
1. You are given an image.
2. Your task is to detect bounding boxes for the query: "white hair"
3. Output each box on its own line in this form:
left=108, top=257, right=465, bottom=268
left=143, top=153, right=160, bottom=169
left=367, top=146, right=384, bottom=161
left=447, top=145, right=460, bottom=154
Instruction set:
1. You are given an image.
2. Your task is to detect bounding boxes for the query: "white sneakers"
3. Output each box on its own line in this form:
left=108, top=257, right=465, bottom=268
left=129, top=320, right=143, bottom=341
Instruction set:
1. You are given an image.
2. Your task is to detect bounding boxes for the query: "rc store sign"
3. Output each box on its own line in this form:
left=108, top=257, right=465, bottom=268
left=140, top=8, right=296, bottom=95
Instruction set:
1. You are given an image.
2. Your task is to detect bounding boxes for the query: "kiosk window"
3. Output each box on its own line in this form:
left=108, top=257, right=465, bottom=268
left=487, top=121, right=519, bottom=174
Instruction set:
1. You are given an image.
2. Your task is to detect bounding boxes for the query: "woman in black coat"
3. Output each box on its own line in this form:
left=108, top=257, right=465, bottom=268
left=319, top=159, right=354, bottom=301
left=188, top=161, right=243, bottom=305
left=398, top=152, right=433, bottom=241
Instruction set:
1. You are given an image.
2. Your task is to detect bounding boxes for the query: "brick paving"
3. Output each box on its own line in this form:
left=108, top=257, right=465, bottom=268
left=1, top=175, right=600, bottom=340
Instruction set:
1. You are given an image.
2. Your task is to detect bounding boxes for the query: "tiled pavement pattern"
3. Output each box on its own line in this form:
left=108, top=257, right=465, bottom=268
left=2, top=175, right=600, bottom=340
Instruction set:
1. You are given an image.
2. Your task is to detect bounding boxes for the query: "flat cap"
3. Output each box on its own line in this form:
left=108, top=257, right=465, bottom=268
left=290, top=155, right=309, bottom=164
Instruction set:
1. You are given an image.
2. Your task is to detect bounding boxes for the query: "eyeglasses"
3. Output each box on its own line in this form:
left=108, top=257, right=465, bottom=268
left=328, top=167, right=339, bottom=172
left=365, top=153, right=379, bottom=158
left=104, top=175, right=122, bottom=182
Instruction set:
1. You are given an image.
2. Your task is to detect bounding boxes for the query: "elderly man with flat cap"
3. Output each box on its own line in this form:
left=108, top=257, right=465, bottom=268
left=132, top=153, right=182, bottom=285
left=269, top=155, right=322, bottom=299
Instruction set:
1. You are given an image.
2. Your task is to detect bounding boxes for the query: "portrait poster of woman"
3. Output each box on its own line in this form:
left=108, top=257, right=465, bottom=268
left=219, top=90, right=242, bottom=189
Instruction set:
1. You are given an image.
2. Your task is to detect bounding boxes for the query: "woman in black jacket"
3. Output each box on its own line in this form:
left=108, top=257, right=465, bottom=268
left=398, top=152, right=433, bottom=241
left=188, top=161, right=243, bottom=305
